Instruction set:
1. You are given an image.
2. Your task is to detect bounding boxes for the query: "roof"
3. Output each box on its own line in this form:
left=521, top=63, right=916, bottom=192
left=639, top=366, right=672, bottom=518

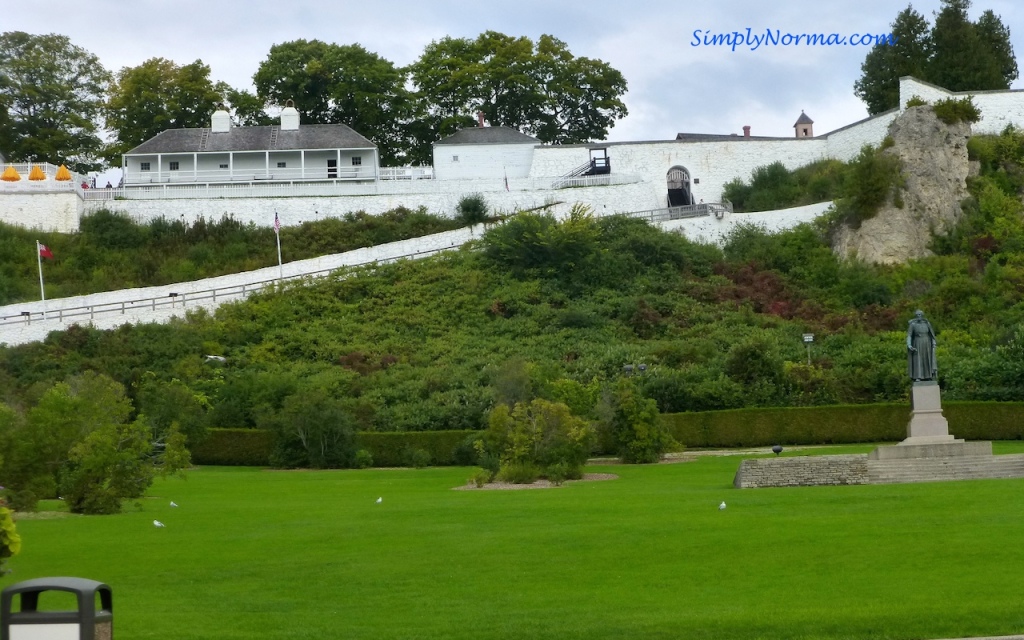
left=674, top=133, right=798, bottom=142
left=125, top=124, right=376, bottom=155
left=435, top=126, right=540, bottom=146
left=794, top=111, right=814, bottom=126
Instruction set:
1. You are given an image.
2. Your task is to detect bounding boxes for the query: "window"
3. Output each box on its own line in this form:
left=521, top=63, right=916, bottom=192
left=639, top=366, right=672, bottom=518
left=219, top=163, right=229, bottom=169
left=351, top=157, right=362, bottom=166
left=277, top=162, right=287, bottom=168
left=140, top=162, right=151, bottom=171
left=452, top=155, right=459, bottom=162
left=169, top=161, right=179, bottom=171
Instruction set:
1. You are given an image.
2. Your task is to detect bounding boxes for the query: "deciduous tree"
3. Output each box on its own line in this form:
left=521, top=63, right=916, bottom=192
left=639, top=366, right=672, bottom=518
left=104, top=58, right=223, bottom=162
left=0, top=32, right=110, bottom=172
left=253, top=40, right=411, bottom=164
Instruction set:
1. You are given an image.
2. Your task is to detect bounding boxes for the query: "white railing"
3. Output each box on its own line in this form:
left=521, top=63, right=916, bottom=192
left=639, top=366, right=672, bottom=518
left=620, top=201, right=732, bottom=222
left=124, top=165, right=378, bottom=184
left=0, top=245, right=454, bottom=330
left=551, top=173, right=641, bottom=190
left=378, top=166, right=433, bottom=180
left=0, top=162, right=87, bottom=193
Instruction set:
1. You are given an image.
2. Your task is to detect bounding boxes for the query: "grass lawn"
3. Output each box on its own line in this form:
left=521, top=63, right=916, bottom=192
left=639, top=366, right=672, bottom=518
left=6, top=444, right=1024, bottom=639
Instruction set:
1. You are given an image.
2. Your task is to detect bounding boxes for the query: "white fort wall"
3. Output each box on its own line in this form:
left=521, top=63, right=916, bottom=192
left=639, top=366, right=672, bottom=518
left=0, top=192, right=81, bottom=232
left=432, top=142, right=535, bottom=180
left=899, top=76, right=1024, bottom=135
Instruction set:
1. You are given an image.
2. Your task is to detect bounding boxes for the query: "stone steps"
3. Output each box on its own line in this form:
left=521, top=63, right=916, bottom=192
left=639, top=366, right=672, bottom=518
left=866, top=454, right=1024, bottom=484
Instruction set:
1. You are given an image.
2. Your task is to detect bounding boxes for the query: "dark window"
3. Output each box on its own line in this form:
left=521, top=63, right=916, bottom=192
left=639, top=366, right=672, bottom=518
left=352, top=157, right=362, bottom=166
left=169, top=161, right=179, bottom=171
left=277, top=162, right=287, bottom=168
left=219, top=163, right=229, bottom=169
left=140, top=162, right=151, bottom=171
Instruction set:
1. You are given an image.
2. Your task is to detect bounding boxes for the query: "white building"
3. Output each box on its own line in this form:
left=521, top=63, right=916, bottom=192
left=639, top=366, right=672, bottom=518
left=122, top=103, right=379, bottom=185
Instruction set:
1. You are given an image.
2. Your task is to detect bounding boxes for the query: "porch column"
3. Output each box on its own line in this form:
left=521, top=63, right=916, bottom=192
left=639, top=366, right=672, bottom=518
left=301, top=150, right=305, bottom=180
left=193, top=153, right=198, bottom=181
left=157, top=154, right=162, bottom=183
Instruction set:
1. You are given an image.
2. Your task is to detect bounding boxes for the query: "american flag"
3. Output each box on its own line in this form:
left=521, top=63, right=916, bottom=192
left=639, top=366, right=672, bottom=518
left=274, top=212, right=280, bottom=234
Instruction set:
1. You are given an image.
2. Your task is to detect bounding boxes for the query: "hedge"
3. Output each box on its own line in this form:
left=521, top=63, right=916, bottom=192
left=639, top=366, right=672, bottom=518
left=661, top=401, right=1024, bottom=448
left=191, top=428, right=479, bottom=467
left=193, top=402, right=1024, bottom=466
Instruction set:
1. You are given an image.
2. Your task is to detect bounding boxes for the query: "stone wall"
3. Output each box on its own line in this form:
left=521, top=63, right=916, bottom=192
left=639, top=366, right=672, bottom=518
left=433, top=142, right=536, bottom=180
left=733, top=455, right=869, bottom=488
left=0, top=192, right=81, bottom=232
left=899, top=76, right=1024, bottom=135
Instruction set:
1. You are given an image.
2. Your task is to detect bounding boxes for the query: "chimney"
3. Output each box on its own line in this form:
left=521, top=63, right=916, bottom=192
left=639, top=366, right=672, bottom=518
left=477, top=111, right=485, bottom=128
left=211, top=103, right=231, bottom=133
left=281, top=99, right=300, bottom=131
left=742, top=125, right=751, bottom=138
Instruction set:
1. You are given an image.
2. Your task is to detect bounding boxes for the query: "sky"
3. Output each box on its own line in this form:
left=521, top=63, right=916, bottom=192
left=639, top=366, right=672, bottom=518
left=8, top=0, right=1024, bottom=152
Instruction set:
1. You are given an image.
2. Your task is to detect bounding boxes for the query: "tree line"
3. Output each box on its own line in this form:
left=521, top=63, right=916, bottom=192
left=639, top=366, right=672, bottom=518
left=0, top=30, right=628, bottom=173
left=855, top=0, right=1017, bottom=114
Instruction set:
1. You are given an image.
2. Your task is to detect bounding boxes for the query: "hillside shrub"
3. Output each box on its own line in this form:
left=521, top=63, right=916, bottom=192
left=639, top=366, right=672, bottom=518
left=600, top=378, right=673, bottom=463
left=482, top=399, right=594, bottom=482
left=933, top=97, right=981, bottom=125
left=831, top=143, right=904, bottom=228
left=457, top=194, right=488, bottom=225
left=905, top=95, right=927, bottom=108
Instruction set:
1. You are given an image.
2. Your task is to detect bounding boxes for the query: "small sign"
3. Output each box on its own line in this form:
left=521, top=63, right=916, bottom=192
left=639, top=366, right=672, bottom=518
left=803, top=333, right=814, bottom=343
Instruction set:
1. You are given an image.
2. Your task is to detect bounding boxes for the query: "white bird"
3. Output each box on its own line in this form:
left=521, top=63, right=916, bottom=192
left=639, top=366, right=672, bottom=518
left=204, top=355, right=226, bottom=363
left=376, top=497, right=383, bottom=504
left=719, top=501, right=727, bottom=510
left=153, top=520, right=166, bottom=527
left=170, top=501, right=178, bottom=507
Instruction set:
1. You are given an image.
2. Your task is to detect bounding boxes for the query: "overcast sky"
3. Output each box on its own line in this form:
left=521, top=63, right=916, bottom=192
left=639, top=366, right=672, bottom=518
left=9, top=0, right=1024, bottom=148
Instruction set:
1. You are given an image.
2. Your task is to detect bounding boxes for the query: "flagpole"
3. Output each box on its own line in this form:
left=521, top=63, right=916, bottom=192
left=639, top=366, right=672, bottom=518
left=36, top=240, right=46, bottom=319
left=274, top=212, right=283, bottom=282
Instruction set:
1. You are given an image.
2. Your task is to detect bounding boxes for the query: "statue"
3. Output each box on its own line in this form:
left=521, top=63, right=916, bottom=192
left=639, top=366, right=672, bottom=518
left=907, top=310, right=937, bottom=381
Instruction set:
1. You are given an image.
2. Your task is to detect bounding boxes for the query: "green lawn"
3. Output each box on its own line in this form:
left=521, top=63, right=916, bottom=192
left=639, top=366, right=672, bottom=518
left=6, top=446, right=1024, bottom=639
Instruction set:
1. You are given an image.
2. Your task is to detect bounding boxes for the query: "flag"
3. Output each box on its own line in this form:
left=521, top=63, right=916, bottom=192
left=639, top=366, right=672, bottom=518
left=503, top=169, right=510, bottom=192
left=274, top=212, right=281, bottom=234
left=38, top=244, right=53, bottom=260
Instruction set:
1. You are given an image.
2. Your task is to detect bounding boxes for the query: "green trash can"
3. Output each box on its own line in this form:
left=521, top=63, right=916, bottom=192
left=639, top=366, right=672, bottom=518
left=1, top=577, right=112, bottom=640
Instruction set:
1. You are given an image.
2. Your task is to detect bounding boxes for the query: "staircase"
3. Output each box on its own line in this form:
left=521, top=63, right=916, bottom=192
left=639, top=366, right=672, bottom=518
left=552, top=159, right=601, bottom=189
left=867, top=454, right=1024, bottom=484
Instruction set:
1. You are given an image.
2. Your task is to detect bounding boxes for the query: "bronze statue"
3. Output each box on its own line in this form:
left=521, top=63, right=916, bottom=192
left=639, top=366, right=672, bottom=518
left=907, top=310, right=937, bottom=381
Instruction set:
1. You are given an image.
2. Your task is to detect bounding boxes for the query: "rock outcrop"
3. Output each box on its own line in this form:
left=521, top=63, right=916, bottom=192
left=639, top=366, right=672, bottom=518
left=832, top=106, right=970, bottom=264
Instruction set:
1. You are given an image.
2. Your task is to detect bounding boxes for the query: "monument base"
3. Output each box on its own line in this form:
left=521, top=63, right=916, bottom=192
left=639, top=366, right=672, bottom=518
left=868, top=441, right=992, bottom=460
left=906, top=381, right=949, bottom=439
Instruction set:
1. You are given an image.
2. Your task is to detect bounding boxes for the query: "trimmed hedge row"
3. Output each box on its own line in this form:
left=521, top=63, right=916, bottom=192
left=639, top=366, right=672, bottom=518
left=191, top=428, right=478, bottom=467
left=661, top=401, right=1024, bottom=448
left=193, top=402, right=1024, bottom=465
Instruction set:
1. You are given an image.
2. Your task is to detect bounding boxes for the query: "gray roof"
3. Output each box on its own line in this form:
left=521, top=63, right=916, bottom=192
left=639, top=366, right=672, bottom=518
left=126, top=124, right=376, bottom=155
left=435, top=126, right=540, bottom=146
left=794, top=111, right=814, bottom=126
left=675, top=132, right=797, bottom=142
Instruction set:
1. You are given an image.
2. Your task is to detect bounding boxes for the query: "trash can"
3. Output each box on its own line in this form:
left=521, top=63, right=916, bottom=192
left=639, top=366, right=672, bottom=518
left=1, top=577, right=112, bottom=640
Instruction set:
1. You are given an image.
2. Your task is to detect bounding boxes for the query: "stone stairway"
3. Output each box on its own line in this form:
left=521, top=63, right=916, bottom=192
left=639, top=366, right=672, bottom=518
left=866, top=454, right=1024, bottom=485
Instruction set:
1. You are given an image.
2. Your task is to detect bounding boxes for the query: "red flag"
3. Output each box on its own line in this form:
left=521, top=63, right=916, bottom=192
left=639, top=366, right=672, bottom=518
left=274, top=212, right=281, bottom=234
left=39, top=244, right=54, bottom=260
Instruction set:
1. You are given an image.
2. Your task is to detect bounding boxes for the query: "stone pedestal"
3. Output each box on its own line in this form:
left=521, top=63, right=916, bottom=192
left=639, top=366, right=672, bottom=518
left=903, top=381, right=955, bottom=445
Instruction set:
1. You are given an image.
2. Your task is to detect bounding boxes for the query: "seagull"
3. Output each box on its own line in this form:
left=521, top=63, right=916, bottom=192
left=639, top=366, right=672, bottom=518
left=170, top=501, right=178, bottom=507
left=204, top=355, right=226, bottom=363
left=375, top=497, right=382, bottom=504
left=719, top=501, right=727, bottom=510
left=153, top=520, right=166, bottom=527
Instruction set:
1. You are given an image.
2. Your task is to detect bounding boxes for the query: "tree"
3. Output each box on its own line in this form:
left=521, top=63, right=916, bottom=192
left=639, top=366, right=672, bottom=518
left=854, top=5, right=931, bottom=115
left=409, top=31, right=627, bottom=155
left=253, top=40, right=412, bottom=164
left=0, top=32, right=110, bottom=172
left=855, top=1, right=1018, bottom=114
left=104, top=57, right=223, bottom=162
left=599, top=378, right=671, bottom=464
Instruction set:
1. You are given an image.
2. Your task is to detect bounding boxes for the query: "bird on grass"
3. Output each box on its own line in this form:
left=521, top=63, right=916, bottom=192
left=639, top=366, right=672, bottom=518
left=719, top=501, right=727, bottom=510
left=153, top=520, right=166, bottom=527
left=170, top=501, right=178, bottom=507
left=376, top=497, right=383, bottom=504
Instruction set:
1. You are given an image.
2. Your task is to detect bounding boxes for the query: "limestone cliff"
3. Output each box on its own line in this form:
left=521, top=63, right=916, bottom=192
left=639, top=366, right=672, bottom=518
left=832, top=106, right=971, bottom=264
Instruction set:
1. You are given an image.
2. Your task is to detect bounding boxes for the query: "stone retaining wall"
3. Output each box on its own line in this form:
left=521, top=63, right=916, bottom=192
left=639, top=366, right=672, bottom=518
left=733, top=455, right=869, bottom=488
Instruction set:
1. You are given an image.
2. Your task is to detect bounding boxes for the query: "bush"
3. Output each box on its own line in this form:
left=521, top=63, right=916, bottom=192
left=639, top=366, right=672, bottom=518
left=832, top=144, right=904, bottom=228
left=469, top=467, right=493, bottom=487
left=354, top=449, right=373, bottom=469
left=483, top=399, right=594, bottom=479
left=497, top=461, right=541, bottom=484
left=457, top=194, right=489, bottom=225
left=0, top=507, right=20, bottom=575
left=405, top=447, right=432, bottom=469
left=933, top=97, right=981, bottom=125
left=356, top=431, right=478, bottom=467
left=905, top=95, right=927, bottom=108
left=600, top=378, right=673, bottom=463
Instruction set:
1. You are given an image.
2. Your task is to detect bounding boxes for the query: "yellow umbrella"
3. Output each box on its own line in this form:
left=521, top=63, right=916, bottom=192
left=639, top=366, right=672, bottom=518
left=28, top=166, right=46, bottom=181
left=55, top=165, right=71, bottom=181
left=1, top=166, right=20, bottom=182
